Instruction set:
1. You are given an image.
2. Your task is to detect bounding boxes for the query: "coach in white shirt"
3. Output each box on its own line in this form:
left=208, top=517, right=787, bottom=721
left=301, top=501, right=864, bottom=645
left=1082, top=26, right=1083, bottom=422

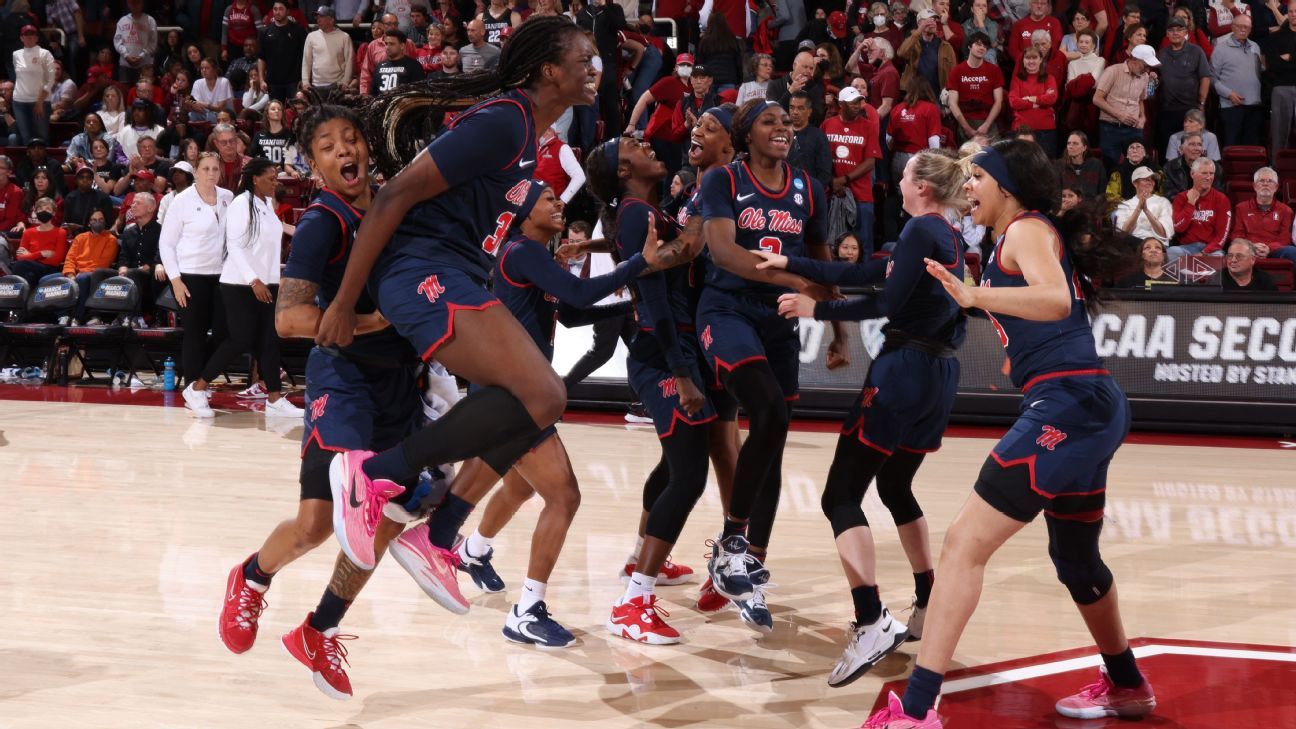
left=1114, top=166, right=1174, bottom=245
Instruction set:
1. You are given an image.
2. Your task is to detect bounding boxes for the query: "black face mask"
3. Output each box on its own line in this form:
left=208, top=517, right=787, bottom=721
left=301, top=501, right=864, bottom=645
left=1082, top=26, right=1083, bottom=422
left=35, top=211, right=53, bottom=223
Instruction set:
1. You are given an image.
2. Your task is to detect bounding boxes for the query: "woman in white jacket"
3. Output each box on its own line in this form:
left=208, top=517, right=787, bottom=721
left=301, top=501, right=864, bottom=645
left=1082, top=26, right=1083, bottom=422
left=180, top=157, right=301, bottom=418
left=160, top=153, right=232, bottom=413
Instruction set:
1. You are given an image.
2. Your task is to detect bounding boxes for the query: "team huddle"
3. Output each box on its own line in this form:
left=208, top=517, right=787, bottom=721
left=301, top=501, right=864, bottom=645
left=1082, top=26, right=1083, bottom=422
left=215, top=17, right=1156, bottom=729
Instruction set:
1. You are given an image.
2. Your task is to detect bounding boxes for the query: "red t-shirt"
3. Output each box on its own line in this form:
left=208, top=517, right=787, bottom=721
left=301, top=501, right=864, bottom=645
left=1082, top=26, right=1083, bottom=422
left=821, top=108, right=883, bottom=203
left=888, top=100, right=942, bottom=153
left=645, top=76, right=689, bottom=143
left=1008, top=16, right=1063, bottom=60
left=946, top=60, right=1003, bottom=116
left=0, top=183, right=23, bottom=233
left=535, top=134, right=570, bottom=197
left=868, top=62, right=901, bottom=110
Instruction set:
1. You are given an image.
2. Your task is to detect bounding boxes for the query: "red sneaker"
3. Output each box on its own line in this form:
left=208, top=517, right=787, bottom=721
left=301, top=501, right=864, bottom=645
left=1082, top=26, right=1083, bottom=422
left=281, top=613, right=355, bottom=700
left=620, top=557, right=696, bottom=586
left=607, top=594, right=681, bottom=645
left=218, top=557, right=268, bottom=654
left=1055, top=667, right=1156, bottom=719
left=695, top=576, right=731, bottom=613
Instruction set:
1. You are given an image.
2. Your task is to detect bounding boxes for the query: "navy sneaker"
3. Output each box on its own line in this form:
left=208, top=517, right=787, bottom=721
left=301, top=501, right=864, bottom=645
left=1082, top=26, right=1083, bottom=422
left=706, top=533, right=754, bottom=601
left=503, top=601, right=576, bottom=648
left=735, top=560, right=774, bottom=634
left=454, top=537, right=506, bottom=593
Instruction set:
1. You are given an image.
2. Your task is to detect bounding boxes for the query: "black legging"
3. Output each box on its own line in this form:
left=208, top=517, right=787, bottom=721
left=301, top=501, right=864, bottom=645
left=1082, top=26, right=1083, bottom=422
left=176, top=273, right=225, bottom=383
left=563, top=312, right=636, bottom=390
left=643, top=422, right=712, bottom=544
left=821, top=441, right=927, bottom=537
left=199, top=283, right=282, bottom=391
left=722, top=361, right=791, bottom=545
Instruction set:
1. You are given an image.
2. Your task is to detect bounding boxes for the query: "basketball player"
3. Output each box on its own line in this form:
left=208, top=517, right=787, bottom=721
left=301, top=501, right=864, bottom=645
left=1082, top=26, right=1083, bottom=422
left=312, top=19, right=609, bottom=610
left=862, top=140, right=1154, bottom=727
left=757, top=149, right=968, bottom=685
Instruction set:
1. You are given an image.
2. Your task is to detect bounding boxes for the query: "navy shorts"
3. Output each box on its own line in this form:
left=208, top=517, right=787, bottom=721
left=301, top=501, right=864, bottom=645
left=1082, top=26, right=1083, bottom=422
left=975, top=372, right=1129, bottom=522
left=695, top=286, right=800, bottom=399
left=628, top=349, right=718, bottom=438
left=842, top=346, right=959, bottom=455
left=299, top=346, right=422, bottom=501
left=372, top=255, right=501, bottom=362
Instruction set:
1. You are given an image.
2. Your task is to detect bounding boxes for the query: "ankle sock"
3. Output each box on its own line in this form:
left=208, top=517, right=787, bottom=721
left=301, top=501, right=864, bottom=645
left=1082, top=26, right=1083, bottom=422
left=913, top=569, right=934, bottom=608
left=624, top=571, right=657, bottom=602
left=243, top=553, right=274, bottom=589
left=427, top=494, right=474, bottom=549
left=465, top=529, right=493, bottom=558
left=1102, top=647, right=1144, bottom=688
left=902, top=665, right=944, bottom=718
left=519, top=578, right=546, bottom=612
left=309, top=589, right=351, bottom=632
left=852, top=584, right=882, bottom=624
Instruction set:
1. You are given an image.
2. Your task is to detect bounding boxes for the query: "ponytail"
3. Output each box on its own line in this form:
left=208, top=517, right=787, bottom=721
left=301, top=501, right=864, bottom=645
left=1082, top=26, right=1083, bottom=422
left=237, top=157, right=278, bottom=248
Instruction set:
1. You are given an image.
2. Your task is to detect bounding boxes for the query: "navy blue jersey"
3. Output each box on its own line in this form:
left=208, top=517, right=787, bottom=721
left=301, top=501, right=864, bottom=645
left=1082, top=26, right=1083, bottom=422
left=801, top=214, right=967, bottom=348
left=676, top=178, right=713, bottom=314
left=283, top=188, right=416, bottom=362
left=385, top=89, right=538, bottom=281
left=494, top=232, right=646, bottom=360
left=698, top=161, right=828, bottom=296
left=615, top=197, right=692, bottom=373
left=980, top=211, right=1103, bottom=389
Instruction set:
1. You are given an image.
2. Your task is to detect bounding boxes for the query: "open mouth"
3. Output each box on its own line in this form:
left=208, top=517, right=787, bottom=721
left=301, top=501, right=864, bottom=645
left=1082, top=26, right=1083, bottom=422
left=770, top=134, right=789, bottom=148
left=340, top=162, right=360, bottom=183
left=688, top=139, right=703, bottom=161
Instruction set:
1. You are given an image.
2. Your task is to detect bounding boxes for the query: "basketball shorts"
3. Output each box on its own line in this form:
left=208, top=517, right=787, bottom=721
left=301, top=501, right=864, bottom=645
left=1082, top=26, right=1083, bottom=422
left=841, top=346, right=960, bottom=455
left=372, top=255, right=501, bottom=362
left=694, top=286, right=800, bottom=399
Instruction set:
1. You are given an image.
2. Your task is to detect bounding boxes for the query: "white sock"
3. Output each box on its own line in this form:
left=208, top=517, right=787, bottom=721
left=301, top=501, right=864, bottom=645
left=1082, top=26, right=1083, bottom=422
left=622, top=571, right=657, bottom=603
left=627, top=536, right=644, bottom=564
left=465, top=529, right=493, bottom=558
left=519, top=578, right=546, bottom=612
left=247, top=581, right=268, bottom=594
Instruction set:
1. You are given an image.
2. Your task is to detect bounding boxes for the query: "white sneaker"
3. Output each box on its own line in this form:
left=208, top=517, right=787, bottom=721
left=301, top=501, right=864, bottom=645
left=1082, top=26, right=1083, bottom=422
left=827, top=606, right=909, bottom=688
left=85, top=317, right=102, bottom=326
left=132, top=316, right=148, bottom=329
left=905, top=597, right=926, bottom=642
left=264, top=396, right=305, bottom=418
left=237, top=382, right=267, bottom=399
left=183, top=383, right=215, bottom=418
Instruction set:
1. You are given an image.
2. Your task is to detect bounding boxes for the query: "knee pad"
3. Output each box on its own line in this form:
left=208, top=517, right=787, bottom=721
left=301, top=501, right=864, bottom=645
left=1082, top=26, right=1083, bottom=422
left=821, top=488, right=869, bottom=537
left=1048, top=518, right=1114, bottom=605
left=876, top=481, right=924, bottom=526
left=1051, top=553, right=1114, bottom=605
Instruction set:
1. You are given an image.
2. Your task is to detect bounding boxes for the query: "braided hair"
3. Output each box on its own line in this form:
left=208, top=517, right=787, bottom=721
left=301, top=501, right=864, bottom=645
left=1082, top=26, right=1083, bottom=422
left=583, top=137, right=622, bottom=250
left=363, top=15, right=587, bottom=177
left=236, top=157, right=279, bottom=248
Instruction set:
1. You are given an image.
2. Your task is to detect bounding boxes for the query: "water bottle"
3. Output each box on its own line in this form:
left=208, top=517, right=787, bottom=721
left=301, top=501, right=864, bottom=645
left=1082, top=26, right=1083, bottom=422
left=163, top=357, right=176, bottom=392
left=1145, top=75, right=1157, bottom=100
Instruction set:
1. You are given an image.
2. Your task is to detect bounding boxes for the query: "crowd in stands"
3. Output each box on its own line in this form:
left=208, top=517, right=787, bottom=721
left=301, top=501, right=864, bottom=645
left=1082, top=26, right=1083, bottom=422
left=1, top=0, right=1291, bottom=341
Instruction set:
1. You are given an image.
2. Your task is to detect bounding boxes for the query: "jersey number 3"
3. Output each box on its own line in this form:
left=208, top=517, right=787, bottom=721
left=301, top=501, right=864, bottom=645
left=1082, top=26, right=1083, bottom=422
left=482, top=212, right=515, bottom=255
left=758, top=236, right=782, bottom=256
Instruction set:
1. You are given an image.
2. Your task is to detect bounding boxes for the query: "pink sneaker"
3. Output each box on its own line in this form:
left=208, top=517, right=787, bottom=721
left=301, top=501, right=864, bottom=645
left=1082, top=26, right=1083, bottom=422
left=1055, top=667, right=1156, bottom=719
left=861, top=692, right=942, bottom=728
left=329, top=451, right=405, bottom=570
left=388, top=523, right=470, bottom=615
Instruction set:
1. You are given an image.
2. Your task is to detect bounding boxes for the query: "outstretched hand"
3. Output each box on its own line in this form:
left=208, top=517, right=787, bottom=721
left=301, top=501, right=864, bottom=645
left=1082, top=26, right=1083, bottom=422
left=776, top=292, right=816, bottom=319
left=752, top=249, right=789, bottom=270
left=925, top=257, right=977, bottom=308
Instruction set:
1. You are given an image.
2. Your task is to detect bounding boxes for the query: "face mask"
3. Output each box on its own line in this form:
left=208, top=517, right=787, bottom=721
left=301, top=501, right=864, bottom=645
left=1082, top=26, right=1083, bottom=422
left=677, top=66, right=693, bottom=78
left=35, top=211, right=53, bottom=223
left=90, top=221, right=105, bottom=233
left=874, top=14, right=887, bottom=25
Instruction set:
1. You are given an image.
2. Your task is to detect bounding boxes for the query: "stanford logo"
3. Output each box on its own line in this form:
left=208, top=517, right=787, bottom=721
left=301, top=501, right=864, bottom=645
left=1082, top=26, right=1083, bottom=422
left=1036, top=425, right=1068, bottom=451
left=310, top=394, right=328, bottom=421
left=658, top=377, right=677, bottom=398
left=701, top=325, right=713, bottom=350
left=860, top=386, right=879, bottom=408
left=505, top=180, right=531, bottom=206
left=417, top=275, right=447, bottom=304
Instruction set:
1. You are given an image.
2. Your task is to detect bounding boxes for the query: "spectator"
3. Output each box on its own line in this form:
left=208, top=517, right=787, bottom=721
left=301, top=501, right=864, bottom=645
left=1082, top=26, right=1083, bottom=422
left=696, top=14, right=745, bottom=93
left=1112, top=22, right=1146, bottom=65
left=1009, top=46, right=1059, bottom=154
left=358, top=16, right=391, bottom=95
left=460, top=18, right=503, bottom=72
left=302, top=6, right=354, bottom=92
left=1060, top=184, right=1083, bottom=211
left=1157, top=16, right=1211, bottom=154
left=888, top=75, right=942, bottom=182
left=66, top=115, right=117, bottom=172
left=674, top=65, right=719, bottom=150
left=156, top=30, right=185, bottom=77
left=45, top=0, right=85, bottom=81
left=0, top=156, right=23, bottom=234
left=881, top=1, right=910, bottom=51
left=87, top=139, right=125, bottom=199
left=767, top=51, right=826, bottom=125
left=186, top=158, right=302, bottom=418
left=227, top=37, right=262, bottom=93
left=1211, top=15, right=1263, bottom=149
left=189, top=57, right=235, bottom=123
left=481, top=0, right=522, bottom=46
left=1093, top=43, right=1157, bottom=167
left=1114, top=165, right=1173, bottom=244
left=407, top=5, right=433, bottom=44
left=1061, top=8, right=1094, bottom=58
left=962, top=0, right=1000, bottom=64
left=1163, top=6, right=1212, bottom=55
left=1222, top=239, right=1278, bottom=290
left=1009, top=0, right=1063, bottom=62
left=10, top=197, right=67, bottom=288
left=1169, top=157, right=1231, bottom=260
left=823, top=85, right=883, bottom=256
left=1207, top=0, right=1250, bottom=38
left=63, top=209, right=119, bottom=323
left=1163, top=130, right=1223, bottom=199
left=664, top=169, right=695, bottom=219
left=433, top=44, right=463, bottom=77
left=835, top=233, right=862, bottom=263
left=114, top=0, right=158, bottom=84
left=898, top=9, right=955, bottom=93
left=212, top=123, right=251, bottom=191
left=159, top=161, right=195, bottom=224
left=259, top=1, right=308, bottom=102
left=1116, top=238, right=1175, bottom=286
left=64, top=166, right=116, bottom=235
left=1033, top=29, right=1069, bottom=83
left=98, top=193, right=161, bottom=327
left=242, top=67, right=271, bottom=114
left=116, top=101, right=166, bottom=161
left=16, top=138, right=63, bottom=194
left=1266, top=13, right=1296, bottom=153
left=787, top=90, right=832, bottom=192
left=576, top=0, right=627, bottom=135
left=946, top=33, right=1004, bottom=143
left=1165, top=109, right=1220, bottom=162
left=535, top=126, right=586, bottom=204
left=931, top=0, right=965, bottom=54
left=10, top=24, right=53, bottom=145
left=251, top=101, right=294, bottom=172
left=114, top=137, right=171, bottom=198
left=1063, top=29, right=1106, bottom=139
left=737, top=54, right=774, bottom=105
left=374, top=30, right=426, bottom=94
left=98, top=86, right=128, bottom=136
left=1233, top=167, right=1296, bottom=263
left=222, top=0, right=263, bottom=60
left=160, top=153, right=233, bottom=385
left=771, top=0, right=807, bottom=70
left=414, top=23, right=445, bottom=74
left=860, top=38, right=899, bottom=121
left=114, top=170, right=158, bottom=233
left=1056, top=131, right=1106, bottom=197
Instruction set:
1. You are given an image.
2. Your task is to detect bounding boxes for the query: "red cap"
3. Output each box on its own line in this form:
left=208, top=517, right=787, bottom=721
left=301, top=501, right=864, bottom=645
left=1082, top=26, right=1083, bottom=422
left=828, top=11, right=847, bottom=38
left=132, top=170, right=156, bottom=182
left=676, top=52, right=695, bottom=66
left=20, top=25, right=38, bottom=36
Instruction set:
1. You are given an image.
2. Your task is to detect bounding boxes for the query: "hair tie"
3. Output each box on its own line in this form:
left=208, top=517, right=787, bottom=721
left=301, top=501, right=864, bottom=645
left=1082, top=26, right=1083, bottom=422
left=741, top=100, right=781, bottom=131
left=510, top=179, right=549, bottom=231
left=971, top=146, right=1020, bottom=199
left=702, top=106, right=733, bottom=132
